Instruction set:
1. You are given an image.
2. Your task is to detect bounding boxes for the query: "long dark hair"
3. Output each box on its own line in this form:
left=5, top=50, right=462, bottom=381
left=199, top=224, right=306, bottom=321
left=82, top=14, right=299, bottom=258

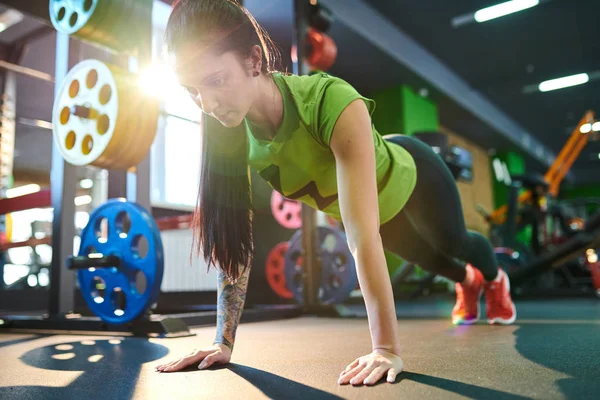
left=165, top=0, right=280, bottom=282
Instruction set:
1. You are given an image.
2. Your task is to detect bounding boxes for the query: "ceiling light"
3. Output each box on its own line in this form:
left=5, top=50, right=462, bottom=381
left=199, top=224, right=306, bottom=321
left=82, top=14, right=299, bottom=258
left=75, top=195, right=92, bottom=206
left=80, top=178, right=94, bottom=189
left=474, top=0, right=539, bottom=23
left=580, top=124, right=592, bottom=134
left=593, top=122, right=600, bottom=132
left=538, top=73, right=589, bottom=92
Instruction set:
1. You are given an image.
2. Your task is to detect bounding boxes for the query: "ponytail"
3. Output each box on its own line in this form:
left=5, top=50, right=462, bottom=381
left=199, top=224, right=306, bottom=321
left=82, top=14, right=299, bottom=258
left=192, top=116, right=253, bottom=282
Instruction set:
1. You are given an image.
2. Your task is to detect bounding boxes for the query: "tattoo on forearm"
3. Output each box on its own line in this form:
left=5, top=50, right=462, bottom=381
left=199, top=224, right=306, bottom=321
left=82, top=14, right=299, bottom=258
left=214, top=267, right=250, bottom=351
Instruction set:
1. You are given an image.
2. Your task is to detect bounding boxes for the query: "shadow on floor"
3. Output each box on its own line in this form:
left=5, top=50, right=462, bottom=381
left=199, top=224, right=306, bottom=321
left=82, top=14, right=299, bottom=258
left=0, top=334, right=50, bottom=349
left=225, top=364, right=530, bottom=399
left=0, top=337, right=168, bottom=400
left=514, top=322, right=600, bottom=399
left=225, top=363, right=344, bottom=399
left=398, top=371, right=531, bottom=400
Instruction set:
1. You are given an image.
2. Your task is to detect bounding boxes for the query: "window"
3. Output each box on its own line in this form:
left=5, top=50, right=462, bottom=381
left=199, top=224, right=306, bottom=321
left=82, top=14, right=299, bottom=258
left=149, top=2, right=204, bottom=209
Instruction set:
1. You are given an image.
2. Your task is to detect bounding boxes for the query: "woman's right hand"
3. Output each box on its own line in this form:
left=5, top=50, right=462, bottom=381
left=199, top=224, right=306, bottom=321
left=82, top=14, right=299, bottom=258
left=155, top=343, right=232, bottom=373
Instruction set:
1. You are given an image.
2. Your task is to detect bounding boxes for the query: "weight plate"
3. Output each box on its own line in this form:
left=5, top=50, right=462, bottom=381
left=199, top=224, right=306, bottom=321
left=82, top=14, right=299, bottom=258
left=52, top=59, right=159, bottom=170
left=76, top=199, right=164, bottom=325
left=52, top=59, right=119, bottom=167
left=49, top=0, right=152, bottom=54
left=50, top=0, right=99, bottom=35
left=265, top=242, right=293, bottom=299
left=271, top=190, right=302, bottom=229
left=284, top=226, right=357, bottom=305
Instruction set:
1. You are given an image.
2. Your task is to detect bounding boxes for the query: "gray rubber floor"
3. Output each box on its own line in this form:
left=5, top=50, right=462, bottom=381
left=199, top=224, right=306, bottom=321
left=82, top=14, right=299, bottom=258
left=0, top=298, right=599, bottom=400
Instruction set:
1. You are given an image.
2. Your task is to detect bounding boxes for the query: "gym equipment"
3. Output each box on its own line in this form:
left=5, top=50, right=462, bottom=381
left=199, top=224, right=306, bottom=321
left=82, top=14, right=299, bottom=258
left=52, top=59, right=159, bottom=170
left=284, top=226, right=357, bottom=305
left=486, top=111, right=596, bottom=225
left=265, top=242, right=293, bottom=300
left=588, top=259, right=600, bottom=295
left=308, top=2, right=334, bottom=32
left=271, top=191, right=302, bottom=229
left=2, top=0, right=303, bottom=337
left=271, top=190, right=339, bottom=230
left=481, top=173, right=600, bottom=294
left=0, top=195, right=303, bottom=335
left=49, top=0, right=153, bottom=54
left=503, top=199, right=600, bottom=294
left=306, top=28, right=337, bottom=71
left=70, top=198, right=163, bottom=324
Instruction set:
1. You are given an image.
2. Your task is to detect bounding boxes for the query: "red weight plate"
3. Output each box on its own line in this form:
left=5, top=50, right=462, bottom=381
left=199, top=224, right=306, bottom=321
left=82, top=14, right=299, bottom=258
left=265, top=242, right=293, bottom=299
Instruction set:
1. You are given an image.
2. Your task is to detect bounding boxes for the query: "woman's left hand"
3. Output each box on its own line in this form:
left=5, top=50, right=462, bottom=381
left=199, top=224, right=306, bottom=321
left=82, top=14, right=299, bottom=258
left=338, top=349, right=403, bottom=386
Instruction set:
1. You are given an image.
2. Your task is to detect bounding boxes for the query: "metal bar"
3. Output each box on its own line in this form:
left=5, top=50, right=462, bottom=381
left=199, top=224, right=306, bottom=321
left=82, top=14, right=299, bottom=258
left=17, top=117, right=53, bottom=130
left=0, top=305, right=302, bottom=337
left=0, top=74, right=17, bottom=202
left=0, top=236, right=52, bottom=252
left=318, top=0, right=558, bottom=168
left=107, top=170, right=127, bottom=199
left=0, top=60, right=55, bottom=84
left=126, top=0, right=154, bottom=212
left=159, top=110, right=200, bottom=125
left=48, top=33, right=78, bottom=317
left=294, top=0, right=320, bottom=311
left=155, top=214, right=193, bottom=231
left=293, top=0, right=311, bottom=76
left=0, top=65, right=17, bottom=293
left=545, top=111, right=594, bottom=185
left=127, top=155, right=152, bottom=211
left=17, top=111, right=197, bottom=132
left=0, top=189, right=51, bottom=215
left=503, top=182, right=522, bottom=248
left=0, top=63, right=16, bottom=292
left=547, top=111, right=594, bottom=196
left=509, top=232, right=600, bottom=284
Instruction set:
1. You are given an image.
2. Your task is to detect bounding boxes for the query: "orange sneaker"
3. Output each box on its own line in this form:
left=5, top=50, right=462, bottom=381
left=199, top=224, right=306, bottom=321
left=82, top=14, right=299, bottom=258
left=484, top=268, right=517, bottom=325
left=452, top=264, right=484, bottom=325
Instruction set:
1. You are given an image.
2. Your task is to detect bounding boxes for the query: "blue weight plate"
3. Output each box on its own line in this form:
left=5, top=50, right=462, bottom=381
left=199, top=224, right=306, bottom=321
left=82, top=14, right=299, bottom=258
left=283, top=230, right=304, bottom=304
left=77, top=199, right=163, bottom=324
left=318, top=228, right=357, bottom=305
left=284, top=227, right=357, bottom=305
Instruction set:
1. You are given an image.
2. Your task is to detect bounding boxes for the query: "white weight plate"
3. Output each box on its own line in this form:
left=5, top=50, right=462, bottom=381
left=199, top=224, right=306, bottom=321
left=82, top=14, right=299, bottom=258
left=52, top=59, right=119, bottom=166
left=49, top=0, right=99, bottom=35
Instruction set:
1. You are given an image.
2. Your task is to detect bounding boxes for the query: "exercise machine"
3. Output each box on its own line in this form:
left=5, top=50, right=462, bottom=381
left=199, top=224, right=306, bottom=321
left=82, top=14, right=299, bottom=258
left=490, top=175, right=600, bottom=296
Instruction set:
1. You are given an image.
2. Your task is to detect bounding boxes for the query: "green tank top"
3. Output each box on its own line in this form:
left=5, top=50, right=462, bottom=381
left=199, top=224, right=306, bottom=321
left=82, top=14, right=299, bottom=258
left=245, top=72, right=417, bottom=224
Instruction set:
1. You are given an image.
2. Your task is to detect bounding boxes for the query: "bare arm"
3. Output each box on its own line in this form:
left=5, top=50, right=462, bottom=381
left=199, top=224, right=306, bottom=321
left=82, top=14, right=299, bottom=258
left=329, top=99, right=401, bottom=355
left=213, top=265, right=251, bottom=352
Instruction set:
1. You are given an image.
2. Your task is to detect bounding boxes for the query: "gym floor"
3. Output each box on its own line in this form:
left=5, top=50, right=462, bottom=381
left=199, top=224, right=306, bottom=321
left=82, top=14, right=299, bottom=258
left=1, top=297, right=598, bottom=400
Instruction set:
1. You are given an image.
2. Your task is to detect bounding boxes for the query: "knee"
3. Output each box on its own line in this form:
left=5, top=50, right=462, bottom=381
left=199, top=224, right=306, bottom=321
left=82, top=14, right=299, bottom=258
left=431, top=230, right=469, bottom=259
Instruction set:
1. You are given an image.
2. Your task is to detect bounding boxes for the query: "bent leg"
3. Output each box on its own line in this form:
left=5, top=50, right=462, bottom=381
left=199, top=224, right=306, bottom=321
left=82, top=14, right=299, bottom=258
left=383, top=134, right=498, bottom=281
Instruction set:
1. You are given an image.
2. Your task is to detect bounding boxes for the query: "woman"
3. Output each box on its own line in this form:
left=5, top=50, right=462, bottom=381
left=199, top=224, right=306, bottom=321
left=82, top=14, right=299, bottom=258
left=155, top=0, right=516, bottom=386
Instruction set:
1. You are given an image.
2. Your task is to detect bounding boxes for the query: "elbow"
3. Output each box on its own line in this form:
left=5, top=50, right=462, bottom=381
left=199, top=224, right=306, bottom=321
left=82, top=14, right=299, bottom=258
left=345, top=228, right=381, bottom=255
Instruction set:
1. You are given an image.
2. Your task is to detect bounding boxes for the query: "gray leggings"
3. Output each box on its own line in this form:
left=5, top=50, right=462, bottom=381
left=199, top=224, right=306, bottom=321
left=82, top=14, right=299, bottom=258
left=379, top=135, right=498, bottom=282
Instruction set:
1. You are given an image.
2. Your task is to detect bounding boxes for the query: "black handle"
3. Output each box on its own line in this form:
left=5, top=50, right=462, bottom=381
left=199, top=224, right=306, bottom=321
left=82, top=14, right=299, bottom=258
left=67, top=254, right=121, bottom=270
